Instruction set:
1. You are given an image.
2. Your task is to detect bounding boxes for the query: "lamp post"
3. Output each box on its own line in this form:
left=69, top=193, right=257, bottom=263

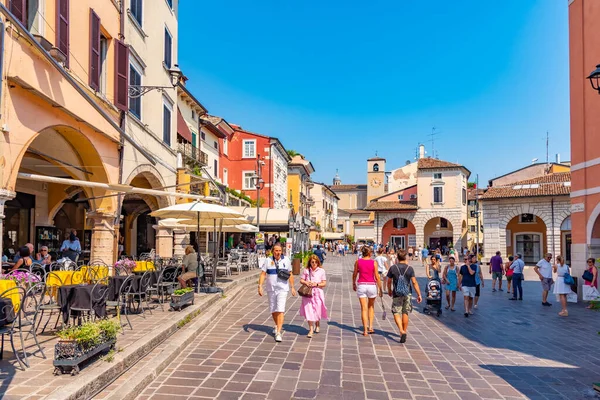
left=587, top=64, right=600, bottom=94
left=129, top=64, right=183, bottom=98
left=251, top=155, right=265, bottom=234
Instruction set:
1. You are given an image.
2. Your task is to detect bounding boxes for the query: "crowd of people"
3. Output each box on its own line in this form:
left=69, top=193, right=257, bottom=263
left=257, top=241, right=599, bottom=345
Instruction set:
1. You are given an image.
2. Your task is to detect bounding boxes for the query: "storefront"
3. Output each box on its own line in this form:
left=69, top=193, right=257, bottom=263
left=2, top=192, right=35, bottom=260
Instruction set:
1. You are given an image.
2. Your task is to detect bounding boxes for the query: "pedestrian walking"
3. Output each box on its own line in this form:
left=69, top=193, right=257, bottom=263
left=489, top=251, right=504, bottom=292
left=421, top=247, right=429, bottom=268
left=407, top=246, right=413, bottom=260
left=352, top=246, right=383, bottom=336
left=387, top=249, right=397, bottom=267
left=505, top=256, right=514, bottom=295
left=375, top=248, right=389, bottom=293
left=534, top=253, right=554, bottom=306
left=299, top=255, right=328, bottom=338
left=509, top=253, right=525, bottom=301
left=443, top=256, right=458, bottom=311
left=553, top=255, right=571, bottom=317
left=458, top=254, right=477, bottom=317
left=386, top=250, right=422, bottom=343
left=473, top=255, right=484, bottom=308
left=314, top=245, right=326, bottom=265
left=258, top=243, right=296, bottom=342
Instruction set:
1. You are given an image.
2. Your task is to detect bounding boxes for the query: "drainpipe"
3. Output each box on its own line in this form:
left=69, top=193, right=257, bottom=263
left=551, top=197, right=555, bottom=257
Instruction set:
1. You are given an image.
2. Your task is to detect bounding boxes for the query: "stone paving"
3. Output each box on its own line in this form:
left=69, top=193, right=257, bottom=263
left=0, top=269, right=259, bottom=400
left=134, top=255, right=600, bottom=400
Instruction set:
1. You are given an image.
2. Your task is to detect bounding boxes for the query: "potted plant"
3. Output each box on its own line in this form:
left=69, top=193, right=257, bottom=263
left=0, top=271, right=41, bottom=289
left=170, top=287, right=195, bottom=311
left=292, top=252, right=302, bottom=275
left=54, top=319, right=119, bottom=375
left=114, top=259, right=136, bottom=274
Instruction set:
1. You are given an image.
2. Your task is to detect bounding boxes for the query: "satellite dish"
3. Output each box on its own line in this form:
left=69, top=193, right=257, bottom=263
left=405, top=160, right=411, bottom=165
left=531, top=158, right=538, bottom=164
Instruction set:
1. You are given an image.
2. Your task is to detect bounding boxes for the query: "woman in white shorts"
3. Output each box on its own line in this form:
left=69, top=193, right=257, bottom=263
left=352, top=246, right=383, bottom=336
left=375, top=248, right=389, bottom=294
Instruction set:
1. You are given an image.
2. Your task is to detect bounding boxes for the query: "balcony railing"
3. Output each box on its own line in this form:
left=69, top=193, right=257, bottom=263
left=178, top=142, right=208, bottom=166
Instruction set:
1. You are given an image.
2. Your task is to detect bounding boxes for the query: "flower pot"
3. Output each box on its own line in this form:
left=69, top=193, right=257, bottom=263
left=53, top=338, right=116, bottom=376
left=170, top=291, right=195, bottom=311
left=292, top=259, right=301, bottom=275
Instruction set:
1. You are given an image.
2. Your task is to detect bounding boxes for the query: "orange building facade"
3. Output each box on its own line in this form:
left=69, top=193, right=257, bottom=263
left=569, top=0, right=600, bottom=280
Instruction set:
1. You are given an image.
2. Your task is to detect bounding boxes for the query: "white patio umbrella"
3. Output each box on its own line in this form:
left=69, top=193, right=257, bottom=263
left=156, top=219, right=258, bottom=233
left=150, top=202, right=246, bottom=291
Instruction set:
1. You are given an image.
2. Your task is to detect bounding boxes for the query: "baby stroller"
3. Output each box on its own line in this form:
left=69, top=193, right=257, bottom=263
left=423, top=279, right=443, bottom=317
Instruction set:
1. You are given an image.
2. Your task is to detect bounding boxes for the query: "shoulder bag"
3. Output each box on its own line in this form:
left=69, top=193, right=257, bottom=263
left=582, top=269, right=594, bottom=282
left=274, top=258, right=291, bottom=281
left=298, top=269, right=313, bottom=298
left=563, top=266, right=575, bottom=286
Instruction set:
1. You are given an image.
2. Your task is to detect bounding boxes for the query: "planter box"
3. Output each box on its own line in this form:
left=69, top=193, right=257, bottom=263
left=170, top=291, right=195, bottom=311
left=53, top=338, right=116, bottom=376
left=292, top=259, right=301, bottom=275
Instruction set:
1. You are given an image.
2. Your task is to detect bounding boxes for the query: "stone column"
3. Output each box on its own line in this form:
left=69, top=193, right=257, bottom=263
left=155, top=227, right=174, bottom=258
left=88, top=211, right=117, bottom=264
left=0, top=189, right=17, bottom=259
left=173, top=229, right=189, bottom=257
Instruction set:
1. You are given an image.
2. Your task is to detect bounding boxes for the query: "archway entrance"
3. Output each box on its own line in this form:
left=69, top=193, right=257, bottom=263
left=506, top=213, right=547, bottom=264
left=382, top=217, right=415, bottom=250
left=561, top=216, right=572, bottom=265
left=424, top=217, right=454, bottom=251
left=5, top=126, right=114, bottom=262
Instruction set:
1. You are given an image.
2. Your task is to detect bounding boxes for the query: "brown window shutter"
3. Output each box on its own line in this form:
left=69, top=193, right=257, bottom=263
left=114, top=39, right=129, bottom=111
left=56, top=0, right=70, bottom=67
left=10, top=0, right=27, bottom=26
left=89, top=10, right=101, bottom=91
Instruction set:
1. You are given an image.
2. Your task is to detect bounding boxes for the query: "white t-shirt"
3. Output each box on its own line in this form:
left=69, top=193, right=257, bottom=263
left=261, top=256, right=292, bottom=292
left=536, top=259, right=553, bottom=279
left=374, top=256, right=388, bottom=274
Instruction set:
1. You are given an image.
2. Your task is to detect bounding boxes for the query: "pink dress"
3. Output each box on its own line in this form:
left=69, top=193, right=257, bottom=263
left=300, top=267, right=328, bottom=322
left=584, top=266, right=598, bottom=288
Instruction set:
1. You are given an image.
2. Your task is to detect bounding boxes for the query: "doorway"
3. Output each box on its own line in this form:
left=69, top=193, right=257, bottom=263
left=515, top=233, right=542, bottom=264
left=390, top=235, right=405, bottom=250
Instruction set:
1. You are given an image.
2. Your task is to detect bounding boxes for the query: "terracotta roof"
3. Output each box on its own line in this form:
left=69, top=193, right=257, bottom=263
left=467, top=188, right=485, bottom=201
left=202, top=115, right=223, bottom=125
left=417, top=158, right=462, bottom=169
left=364, top=201, right=418, bottom=211
left=481, top=172, right=571, bottom=200
left=339, top=209, right=371, bottom=215
left=367, top=157, right=386, bottom=161
left=331, top=184, right=367, bottom=191
left=355, top=221, right=374, bottom=226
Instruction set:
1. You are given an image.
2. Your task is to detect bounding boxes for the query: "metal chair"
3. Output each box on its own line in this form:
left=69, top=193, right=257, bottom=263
left=147, top=266, right=180, bottom=310
left=69, top=281, right=108, bottom=325
left=37, top=272, right=64, bottom=334
left=0, top=286, right=28, bottom=368
left=106, top=275, right=134, bottom=331
left=128, top=271, right=154, bottom=317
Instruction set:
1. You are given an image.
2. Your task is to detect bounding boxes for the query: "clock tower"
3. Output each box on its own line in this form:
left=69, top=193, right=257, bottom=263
left=367, top=156, right=386, bottom=202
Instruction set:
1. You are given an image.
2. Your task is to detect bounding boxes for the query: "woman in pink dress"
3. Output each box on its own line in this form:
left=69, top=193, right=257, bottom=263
left=584, top=258, right=598, bottom=309
left=299, top=254, right=328, bottom=338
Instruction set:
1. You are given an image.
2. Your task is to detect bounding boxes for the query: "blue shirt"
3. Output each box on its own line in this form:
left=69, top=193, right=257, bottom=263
left=474, top=263, right=481, bottom=285
left=60, top=239, right=81, bottom=253
left=422, top=248, right=429, bottom=257
left=510, top=259, right=525, bottom=274
left=460, top=264, right=477, bottom=287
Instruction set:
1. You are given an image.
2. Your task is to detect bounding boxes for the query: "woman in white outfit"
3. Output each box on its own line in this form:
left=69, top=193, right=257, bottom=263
left=553, top=255, right=571, bottom=317
left=375, top=248, right=389, bottom=294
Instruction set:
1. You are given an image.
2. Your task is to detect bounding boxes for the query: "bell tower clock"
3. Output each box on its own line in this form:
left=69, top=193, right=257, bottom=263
left=367, top=156, right=386, bottom=203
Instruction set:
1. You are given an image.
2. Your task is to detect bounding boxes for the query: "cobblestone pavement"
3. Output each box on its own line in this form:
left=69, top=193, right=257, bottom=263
left=136, top=256, right=600, bottom=400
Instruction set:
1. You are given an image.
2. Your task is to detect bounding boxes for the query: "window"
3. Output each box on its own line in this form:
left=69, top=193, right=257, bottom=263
left=433, top=173, right=442, bottom=180
left=223, top=168, right=228, bottom=186
left=462, top=188, right=467, bottom=205
left=129, top=63, right=142, bottom=118
left=213, top=141, right=218, bottom=150
left=89, top=10, right=101, bottom=91
left=214, top=160, right=218, bottom=175
left=165, top=0, right=173, bottom=8
left=393, top=218, right=408, bottom=229
left=56, top=0, right=69, bottom=66
left=164, top=27, right=172, bottom=68
left=99, top=36, right=108, bottom=94
left=24, top=0, right=44, bottom=35
left=243, top=140, right=256, bottom=158
left=470, top=225, right=476, bottom=233
left=520, top=214, right=536, bottom=223
left=191, top=132, right=197, bottom=147
left=200, top=131, right=206, bottom=141
left=162, top=101, right=172, bottom=146
left=433, top=186, right=443, bottom=203
left=191, top=110, right=196, bottom=121
left=243, top=171, right=256, bottom=190
left=114, top=40, right=129, bottom=111
left=410, top=194, right=416, bottom=199
left=397, top=195, right=404, bottom=200
left=440, top=218, right=448, bottom=228
left=373, top=163, right=379, bottom=172
left=130, top=0, right=142, bottom=26
left=223, top=138, right=228, bottom=155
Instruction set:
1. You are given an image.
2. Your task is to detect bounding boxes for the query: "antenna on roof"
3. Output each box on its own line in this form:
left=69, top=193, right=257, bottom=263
left=428, top=127, right=441, bottom=159
left=546, top=131, right=549, bottom=166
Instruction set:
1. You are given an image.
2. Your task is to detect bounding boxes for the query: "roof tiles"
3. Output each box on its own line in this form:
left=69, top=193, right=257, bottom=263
left=481, top=172, right=571, bottom=200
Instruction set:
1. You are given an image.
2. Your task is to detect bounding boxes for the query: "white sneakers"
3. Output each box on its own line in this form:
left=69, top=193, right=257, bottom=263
left=275, top=333, right=282, bottom=342
left=272, top=327, right=277, bottom=336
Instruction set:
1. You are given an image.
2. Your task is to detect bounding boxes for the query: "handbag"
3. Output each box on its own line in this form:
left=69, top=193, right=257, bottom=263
left=582, top=270, right=594, bottom=282
left=274, top=258, right=290, bottom=281
left=563, top=271, right=575, bottom=286
left=298, top=269, right=313, bottom=298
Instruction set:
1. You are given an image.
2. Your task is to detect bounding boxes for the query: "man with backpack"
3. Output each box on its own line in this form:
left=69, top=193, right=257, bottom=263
left=387, top=250, right=422, bottom=343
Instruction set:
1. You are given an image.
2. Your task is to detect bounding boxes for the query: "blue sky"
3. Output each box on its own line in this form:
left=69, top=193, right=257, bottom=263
left=179, top=0, right=570, bottom=186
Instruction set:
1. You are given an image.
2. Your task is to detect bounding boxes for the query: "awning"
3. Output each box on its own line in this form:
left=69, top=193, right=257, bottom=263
left=322, top=232, right=344, bottom=240
left=230, top=207, right=293, bottom=232
left=177, top=109, right=193, bottom=143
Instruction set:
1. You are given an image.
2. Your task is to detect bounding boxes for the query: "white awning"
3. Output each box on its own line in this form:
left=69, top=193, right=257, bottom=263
left=229, top=207, right=293, bottom=230
left=322, top=232, right=344, bottom=240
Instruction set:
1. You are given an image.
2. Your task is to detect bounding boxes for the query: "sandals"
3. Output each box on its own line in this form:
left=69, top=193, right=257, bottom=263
left=558, top=311, right=568, bottom=317
left=315, top=326, right=320, bottom=334
left=444, top=305, right=450, bottom=310
left=307, top=331, right=313, bottom=338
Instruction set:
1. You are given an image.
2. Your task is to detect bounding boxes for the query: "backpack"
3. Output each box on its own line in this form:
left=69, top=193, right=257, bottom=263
left=394, top=264, right=411, bottom=297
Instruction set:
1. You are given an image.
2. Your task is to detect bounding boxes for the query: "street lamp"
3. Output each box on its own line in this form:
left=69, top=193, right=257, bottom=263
left=251, top=155, right=265, bottom=233
left=129, top=64, right=183, bottom=98
left=587, top=64, right=600, bottom=94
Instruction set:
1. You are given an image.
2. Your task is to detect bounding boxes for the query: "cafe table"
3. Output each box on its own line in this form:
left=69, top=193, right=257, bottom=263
left=58, top=284, right=107, bottom=324
left=79, top=266, right=109, bottom=283
left=46, top=270, right=85, bottom=287
left=133, top=261, right=155, bottom=273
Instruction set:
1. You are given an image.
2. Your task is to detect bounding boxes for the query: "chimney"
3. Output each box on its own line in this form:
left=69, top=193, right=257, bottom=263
left=555, top=153, right=560, bottom=164
left=419, top=144, right=425, bottom=159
